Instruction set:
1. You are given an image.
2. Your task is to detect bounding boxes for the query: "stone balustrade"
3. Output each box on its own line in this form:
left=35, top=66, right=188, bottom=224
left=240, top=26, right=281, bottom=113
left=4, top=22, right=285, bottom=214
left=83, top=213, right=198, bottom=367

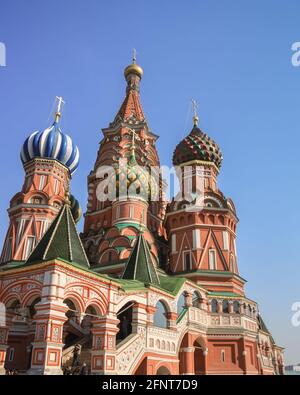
left=115, top=305, right=259, bottom=375
left=147, top=325, right=177, bottom=354
left=188, top=306, right=258, bottom=332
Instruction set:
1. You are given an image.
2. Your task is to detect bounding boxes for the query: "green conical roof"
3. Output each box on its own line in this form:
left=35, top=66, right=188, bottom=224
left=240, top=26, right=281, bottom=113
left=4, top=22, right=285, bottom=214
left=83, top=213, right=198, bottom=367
left=257, top=314, right=275, bottom=344
left=25, top=204, right=90, bottom=268
left=122, top=233, right=160, bottom=285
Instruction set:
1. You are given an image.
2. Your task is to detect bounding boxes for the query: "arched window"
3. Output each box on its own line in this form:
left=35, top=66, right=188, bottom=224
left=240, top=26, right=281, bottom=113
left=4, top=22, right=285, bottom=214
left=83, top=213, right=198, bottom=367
left=233, top=301, right=240, bottom=314
left=64, top=299, right=78, bottom=321
left=156, top=366, right=171, bottom=375
left=29, top=196, right=44, bottom=205
left=192, top=291, right=202, bottom=308
left=7, top=299, right=21, bottom=313
left=183, top=251, right=192, bottom=271
left=171, top=234, right=176, bottom=253
left=222, top=300, right=229, bottom=314
left=211, top=299, right=218, bottom=313
left=230, top=254, right=235, bottom=271
left=117, top=302, right=133, bottom=342
left=81, top=305, right=97, bottom=331
left=247, top=304, right=252, bottom=317
left=177, top=293, right=185, bottom=315
left=28, top=297, right=41, bottom=319
left=53, top=201, right=62, bottom=209
left=209, top=249, right=217, bottom=270
left=154, top=301, right=168, bottom=328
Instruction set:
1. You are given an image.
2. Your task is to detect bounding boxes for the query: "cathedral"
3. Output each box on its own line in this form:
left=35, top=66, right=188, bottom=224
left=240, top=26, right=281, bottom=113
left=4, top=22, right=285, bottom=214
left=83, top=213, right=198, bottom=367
left=0, top=56, right=284, bottom=375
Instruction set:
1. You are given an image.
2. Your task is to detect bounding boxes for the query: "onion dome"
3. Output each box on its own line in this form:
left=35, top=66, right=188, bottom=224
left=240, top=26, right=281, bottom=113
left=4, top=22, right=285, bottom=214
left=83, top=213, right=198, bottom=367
left=108, top=134, right=158, bottom=202
left=20, top=97, right=80, bottom=175
left=173, top=118, right=223, bottom=169
left=124, top=63, right=143, bottom=80
left=70, top=194, right=82, bottom=224
left=124, top=49, right=143, bottom=80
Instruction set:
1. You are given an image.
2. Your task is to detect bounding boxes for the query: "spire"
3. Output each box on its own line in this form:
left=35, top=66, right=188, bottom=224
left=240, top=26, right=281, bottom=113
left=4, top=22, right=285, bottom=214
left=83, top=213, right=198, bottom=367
left=54, top=96, right=65, bottom=123
left=122, top=232, right=160, bottom=286
left=114, top=53, right=145, bottom=123
left=25, top=204, right=90, bottom=268
left=191, top=99, right=199, bottom=127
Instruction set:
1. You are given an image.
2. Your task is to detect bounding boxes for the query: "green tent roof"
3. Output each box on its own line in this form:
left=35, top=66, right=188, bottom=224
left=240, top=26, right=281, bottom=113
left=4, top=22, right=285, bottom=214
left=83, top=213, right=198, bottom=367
left=122, top=232, right=160, bottom=286
left=25, top=204, right=90, bottom=268
left=257, top=314, right=275, bottom=343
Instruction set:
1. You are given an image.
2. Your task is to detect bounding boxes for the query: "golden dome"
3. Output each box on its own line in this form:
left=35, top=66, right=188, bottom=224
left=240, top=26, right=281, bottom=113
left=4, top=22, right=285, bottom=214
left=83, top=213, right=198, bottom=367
left=124, top=63, right=144, bottom=79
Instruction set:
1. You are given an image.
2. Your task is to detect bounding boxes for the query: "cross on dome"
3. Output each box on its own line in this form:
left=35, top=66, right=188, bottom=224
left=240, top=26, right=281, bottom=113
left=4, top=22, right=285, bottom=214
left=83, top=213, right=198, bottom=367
left=191, top=99, right=199, bottom=126
left=133, top=48, right=137, bottom=64
left=55, top=96, right=65, bottom=123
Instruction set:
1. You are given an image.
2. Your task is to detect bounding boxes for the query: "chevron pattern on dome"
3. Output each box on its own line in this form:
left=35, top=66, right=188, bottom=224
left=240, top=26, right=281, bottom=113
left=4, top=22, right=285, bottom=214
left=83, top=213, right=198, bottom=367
left=25, top=204, right=89, bottom=268
left=173, top=126, right=223, bottom=169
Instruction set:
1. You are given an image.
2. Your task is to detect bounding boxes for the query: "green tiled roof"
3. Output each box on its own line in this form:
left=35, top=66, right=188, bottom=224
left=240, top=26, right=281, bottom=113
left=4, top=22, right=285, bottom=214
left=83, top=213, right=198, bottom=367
left=174, top=269, right=247, bottom=283
left=113, top=278, right=148, bottom=292
left=257, top=314, right=275, bottom=343
left=25, top=204, right=90, bottom=268
left=158, top=276, right=186, bottom=296
left=0, top=261, right=26, bottom=271
left=122, top=232, right=160, bottom=285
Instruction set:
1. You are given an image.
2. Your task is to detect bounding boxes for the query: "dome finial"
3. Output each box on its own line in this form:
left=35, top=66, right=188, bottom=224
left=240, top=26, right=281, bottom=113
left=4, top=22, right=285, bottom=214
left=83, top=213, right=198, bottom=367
left=124, top=49, right=143, bottom=81
left=191, top=99, right=199, bottom=127
left=132, top=48, right=137, bottom=64
left=54, top=96, right=65, bottom=123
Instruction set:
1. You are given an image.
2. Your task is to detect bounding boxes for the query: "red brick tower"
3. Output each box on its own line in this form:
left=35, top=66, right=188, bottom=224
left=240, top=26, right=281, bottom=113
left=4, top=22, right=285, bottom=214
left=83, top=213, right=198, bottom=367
left=166, top=107, right=244, bottom=295
left=82, top=55, right=166, bottom=275
left=0, top=98, right=81, bottom=264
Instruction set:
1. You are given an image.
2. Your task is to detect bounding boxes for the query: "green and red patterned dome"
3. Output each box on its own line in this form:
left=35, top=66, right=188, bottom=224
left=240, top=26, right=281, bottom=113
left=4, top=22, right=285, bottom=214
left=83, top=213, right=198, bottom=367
left=173, top=125, right=223, bottom=169
left=108, top=150, right=158, bottom=202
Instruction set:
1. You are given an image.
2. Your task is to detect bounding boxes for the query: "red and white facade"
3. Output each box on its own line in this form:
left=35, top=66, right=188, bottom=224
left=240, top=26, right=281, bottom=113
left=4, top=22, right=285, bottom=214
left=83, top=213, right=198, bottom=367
left=0, top=59, right=284, bottom=375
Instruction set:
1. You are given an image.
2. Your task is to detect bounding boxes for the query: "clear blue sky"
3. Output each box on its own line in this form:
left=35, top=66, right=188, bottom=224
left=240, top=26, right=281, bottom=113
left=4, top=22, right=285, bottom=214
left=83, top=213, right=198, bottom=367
left=1, top=0, right=300, bottom=364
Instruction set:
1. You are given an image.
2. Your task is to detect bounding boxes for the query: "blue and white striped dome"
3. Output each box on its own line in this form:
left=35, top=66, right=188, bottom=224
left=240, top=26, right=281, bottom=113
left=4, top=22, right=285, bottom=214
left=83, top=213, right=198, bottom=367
left=21, top=120, right=80, bottom=175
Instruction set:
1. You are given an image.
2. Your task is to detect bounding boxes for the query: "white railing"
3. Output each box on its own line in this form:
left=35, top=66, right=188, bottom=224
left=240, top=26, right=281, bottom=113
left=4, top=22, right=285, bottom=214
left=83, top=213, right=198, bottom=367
left=209, top=313, right=257, bottom=331
left=114, top=306, right=259, bottom=374
left=188, top=307, right=208, bottom=327
left=147, top=325, right=178, bottom=355
left=116, top=332, right=146, bottom=375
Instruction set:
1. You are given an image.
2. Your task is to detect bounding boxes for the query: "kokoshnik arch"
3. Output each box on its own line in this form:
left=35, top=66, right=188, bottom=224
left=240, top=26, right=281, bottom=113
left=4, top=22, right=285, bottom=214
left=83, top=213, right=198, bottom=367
left=0, top=56, right=284, bottom=375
